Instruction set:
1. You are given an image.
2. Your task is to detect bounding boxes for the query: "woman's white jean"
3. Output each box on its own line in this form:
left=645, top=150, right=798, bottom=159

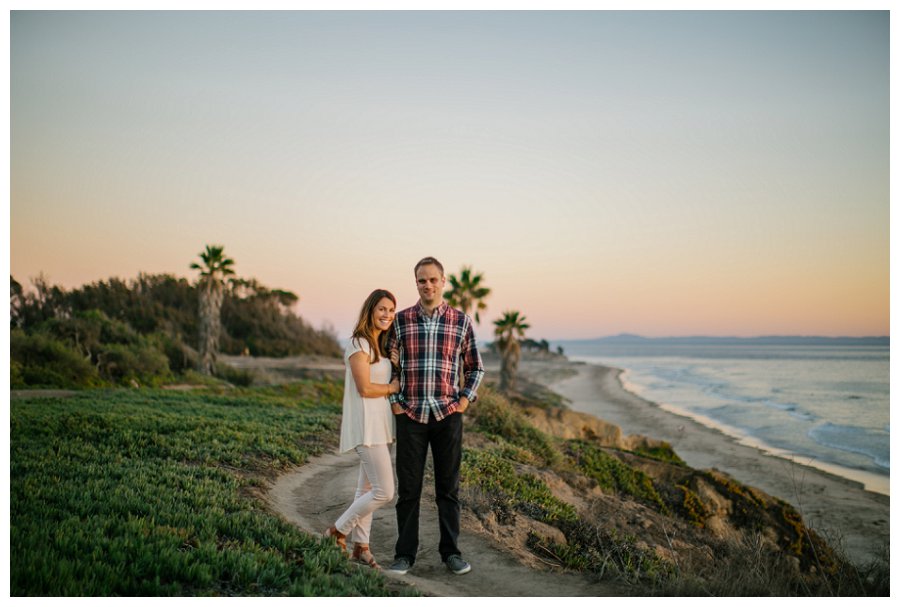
left=334, top=443, right=395, bottom=544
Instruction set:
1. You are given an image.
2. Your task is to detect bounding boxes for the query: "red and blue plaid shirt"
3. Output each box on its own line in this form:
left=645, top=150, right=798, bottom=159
left=387, top=301, right=485, bottom=423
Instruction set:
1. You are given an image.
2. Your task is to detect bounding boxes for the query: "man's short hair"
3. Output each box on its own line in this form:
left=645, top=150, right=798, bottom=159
left=414, top=256, right=444, bottom=277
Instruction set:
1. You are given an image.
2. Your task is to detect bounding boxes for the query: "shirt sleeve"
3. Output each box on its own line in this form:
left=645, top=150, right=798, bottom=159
left=459, top=317, right=485, bottom=402
left=344, top=337, right=370, bottom=362
left=385, top=324, right=405, bottom=406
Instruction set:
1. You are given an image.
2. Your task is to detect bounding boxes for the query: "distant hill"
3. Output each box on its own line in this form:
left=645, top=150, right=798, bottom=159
left=555, top=334, right=889, bottom=347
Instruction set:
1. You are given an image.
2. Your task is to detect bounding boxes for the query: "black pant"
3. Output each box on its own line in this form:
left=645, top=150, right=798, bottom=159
left=393, top=411, right=463, bottom=564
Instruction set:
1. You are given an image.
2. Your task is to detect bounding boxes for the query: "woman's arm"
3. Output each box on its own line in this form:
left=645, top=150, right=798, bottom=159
left=349, top=351, right=400, bottom=398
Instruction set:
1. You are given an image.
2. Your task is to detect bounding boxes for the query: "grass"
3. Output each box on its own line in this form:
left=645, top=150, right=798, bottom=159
left=13, top=375, right=887, bottom=597
left=463, top=390, right=677, bottom=587
left=631, top=443, right=686, bottom=466
left=11, top=381, right=414, bottom=597
left=566, top=440, right=669, bottom=513
left=467, top=387, right=561, bottom=467
left=460, top=449, right=579, bottom=526
left=526, top=523, right=674, bottom=586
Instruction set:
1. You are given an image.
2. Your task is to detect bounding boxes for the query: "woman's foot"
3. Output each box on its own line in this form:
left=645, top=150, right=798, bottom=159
left=351, top=543, right=381, bottom=569
left=324, top=526, right=347, bottom=552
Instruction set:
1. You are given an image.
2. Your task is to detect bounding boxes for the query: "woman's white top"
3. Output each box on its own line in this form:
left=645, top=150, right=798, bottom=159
left=339, top=337, right=396, bottom=453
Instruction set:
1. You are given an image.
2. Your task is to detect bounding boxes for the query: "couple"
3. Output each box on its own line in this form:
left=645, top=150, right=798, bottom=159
left=324, top=256, right=485, bottom=576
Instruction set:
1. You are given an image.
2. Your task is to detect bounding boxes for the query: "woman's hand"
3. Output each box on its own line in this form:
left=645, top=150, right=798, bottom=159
left=389, top=378, right=400, bottom=395
left=390, top=348, right=400, bottom=367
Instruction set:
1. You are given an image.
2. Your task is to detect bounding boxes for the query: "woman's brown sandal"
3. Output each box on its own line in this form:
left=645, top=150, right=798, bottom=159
left=324, top=526, right=347, bottom=552
left=351, top=543, right=381, bottom=569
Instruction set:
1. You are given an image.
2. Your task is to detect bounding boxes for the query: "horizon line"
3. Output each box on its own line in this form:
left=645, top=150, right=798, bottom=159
left=550, top=333, right=890, bottom=342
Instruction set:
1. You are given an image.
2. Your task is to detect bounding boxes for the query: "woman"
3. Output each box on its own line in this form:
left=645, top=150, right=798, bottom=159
left=324, top=289, right=400, bottom=569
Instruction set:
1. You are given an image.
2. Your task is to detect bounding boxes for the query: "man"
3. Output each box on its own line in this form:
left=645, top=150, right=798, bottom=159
left=386, top=256, right=485, bottom=576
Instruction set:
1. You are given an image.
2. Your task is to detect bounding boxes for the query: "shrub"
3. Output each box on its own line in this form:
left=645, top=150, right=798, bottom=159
left=10, top=329, right=102, bottom=388
left=13, top=273, right=343, bottom=361
left=215, top=363, right=256, bottom=387
left=96, top=342, right=172, bottom=387
left=32, top=311, right=174, bottom=387
left=11, top=358, right=26, bottom=389
left=567, top=440, right=668, bottom=513
left=527, top=523, right=674, bottom=585
left=632, top=443, right=686, bottom=466
left=461, top=449, right=578, bottom=525
left=675, top=484, right=710, bottom=527
left=468, top=387, right=560, bottom=467
left=154, top=332, right=199, bottom=374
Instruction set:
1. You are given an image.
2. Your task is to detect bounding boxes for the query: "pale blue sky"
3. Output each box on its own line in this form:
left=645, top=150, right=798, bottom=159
left=10, top=10, right=890, bottom=339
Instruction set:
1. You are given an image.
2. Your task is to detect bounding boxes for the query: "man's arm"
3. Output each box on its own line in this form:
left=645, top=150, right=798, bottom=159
left=386, top=323, right=406, bottom=412
left=458, top=318, right=485, bottom=409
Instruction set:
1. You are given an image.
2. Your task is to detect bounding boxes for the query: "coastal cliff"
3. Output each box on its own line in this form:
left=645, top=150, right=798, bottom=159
left=241, top=350, right=886, bottom=595
left=463, top=356, right=886, bottom=594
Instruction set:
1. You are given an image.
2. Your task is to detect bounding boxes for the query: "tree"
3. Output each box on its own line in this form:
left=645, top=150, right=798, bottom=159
left=190, top=245, right=235, bottom=375
left=444, top=266, right=491, bottom=324
left=10, top=276, right=24, bottom=328
left=493, top=310, right=530, bottom=393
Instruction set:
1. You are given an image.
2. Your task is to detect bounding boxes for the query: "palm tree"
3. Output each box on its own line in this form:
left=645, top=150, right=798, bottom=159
left=191, top=245, right=235, bottom=375
left=493, top=310, right=530, bottom=393
left=444, top=266, right=491, bottom=324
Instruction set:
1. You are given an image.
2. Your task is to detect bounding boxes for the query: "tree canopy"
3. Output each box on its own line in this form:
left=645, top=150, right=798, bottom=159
left=11, top=268, right=340, bottom=388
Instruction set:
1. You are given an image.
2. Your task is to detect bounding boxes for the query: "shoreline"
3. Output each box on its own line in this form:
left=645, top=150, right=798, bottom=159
left=612, top=366, right=890, bottom=496
left=516, top=356, right=889, bottom=568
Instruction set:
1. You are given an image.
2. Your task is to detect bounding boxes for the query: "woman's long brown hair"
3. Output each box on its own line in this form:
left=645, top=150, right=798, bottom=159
left=350, top=289, right=396, bottom=363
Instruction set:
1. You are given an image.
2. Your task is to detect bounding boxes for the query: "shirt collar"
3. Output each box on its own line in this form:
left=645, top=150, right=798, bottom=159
left=417, top=300, right=448, bottom=320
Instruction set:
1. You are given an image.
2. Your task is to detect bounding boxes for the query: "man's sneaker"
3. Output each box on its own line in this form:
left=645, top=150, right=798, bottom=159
left=387, top=557, right=412, bottom=575
left=445, top=554, right=472, bottom=575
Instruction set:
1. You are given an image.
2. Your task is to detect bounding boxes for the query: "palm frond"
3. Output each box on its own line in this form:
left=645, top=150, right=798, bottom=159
left=444, top=265, right=491, bottom=324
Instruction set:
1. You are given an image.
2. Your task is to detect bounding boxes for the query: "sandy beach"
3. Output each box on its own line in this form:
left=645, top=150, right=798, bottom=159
left=524, top=358, right=890, bottom=568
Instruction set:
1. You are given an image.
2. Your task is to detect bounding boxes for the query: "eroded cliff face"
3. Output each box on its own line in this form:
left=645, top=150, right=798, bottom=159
left=533, top=403, right=838, bottom=569
left=521, top=405, right=626, bottom=444
left=460, top=394, right=845, bottom=592
left=521, top=404, right=670, bottom=453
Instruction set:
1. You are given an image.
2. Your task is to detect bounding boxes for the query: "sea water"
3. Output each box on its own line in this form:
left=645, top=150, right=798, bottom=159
left=556, top=341, right=889, bottom=495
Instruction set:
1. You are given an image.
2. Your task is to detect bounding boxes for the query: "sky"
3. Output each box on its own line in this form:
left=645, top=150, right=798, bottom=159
left=8, top=9, right=891, bottom=341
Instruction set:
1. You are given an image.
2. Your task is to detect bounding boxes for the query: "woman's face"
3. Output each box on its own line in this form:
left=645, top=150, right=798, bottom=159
left=371, top=297, right=396, bottom=333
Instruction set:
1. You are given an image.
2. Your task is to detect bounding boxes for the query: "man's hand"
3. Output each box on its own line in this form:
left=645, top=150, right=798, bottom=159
left=391, top=403, right=405, bottom=415
left=457, top=397, right=470, bottom=414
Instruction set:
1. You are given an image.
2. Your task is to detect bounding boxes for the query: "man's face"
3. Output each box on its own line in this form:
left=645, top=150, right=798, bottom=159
left=415, top=264, right=445, bottom=307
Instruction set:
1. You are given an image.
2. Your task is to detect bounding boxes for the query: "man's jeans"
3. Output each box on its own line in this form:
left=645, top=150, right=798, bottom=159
left=393, top=411, right=463, bottom=564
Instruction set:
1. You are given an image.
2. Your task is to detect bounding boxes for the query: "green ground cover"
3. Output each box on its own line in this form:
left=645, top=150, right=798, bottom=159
left=10, top=381, right=412, bottom=597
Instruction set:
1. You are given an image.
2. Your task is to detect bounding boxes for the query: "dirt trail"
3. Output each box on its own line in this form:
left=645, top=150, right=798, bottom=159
left=267, top=451, right=624, bottom=597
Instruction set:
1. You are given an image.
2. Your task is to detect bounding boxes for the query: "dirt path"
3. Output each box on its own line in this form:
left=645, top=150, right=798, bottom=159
left=266, top=451, right=625, bottom=597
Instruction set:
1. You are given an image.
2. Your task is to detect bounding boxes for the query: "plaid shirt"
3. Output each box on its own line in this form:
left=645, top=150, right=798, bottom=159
left=387, top=301, right=485, bottom=423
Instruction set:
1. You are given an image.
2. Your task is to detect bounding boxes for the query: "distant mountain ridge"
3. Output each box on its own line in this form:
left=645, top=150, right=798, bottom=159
left=556, top=333, right=889, bottom=347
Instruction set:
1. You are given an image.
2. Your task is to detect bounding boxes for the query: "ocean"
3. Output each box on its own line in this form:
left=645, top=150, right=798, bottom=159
left=554, top=339, right=890, bottom=495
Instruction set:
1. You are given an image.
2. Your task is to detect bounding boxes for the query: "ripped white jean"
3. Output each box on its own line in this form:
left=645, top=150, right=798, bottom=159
left=334, top=443, right=395, bottom=544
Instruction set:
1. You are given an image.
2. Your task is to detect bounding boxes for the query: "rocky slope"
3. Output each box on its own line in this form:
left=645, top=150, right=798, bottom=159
left=458, top=385, right=880, bottom=595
